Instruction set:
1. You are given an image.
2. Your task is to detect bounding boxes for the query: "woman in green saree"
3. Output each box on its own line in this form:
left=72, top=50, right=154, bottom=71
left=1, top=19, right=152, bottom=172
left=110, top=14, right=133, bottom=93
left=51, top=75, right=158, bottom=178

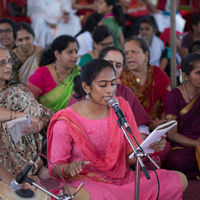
left=27, top=35, right=79, bottom=113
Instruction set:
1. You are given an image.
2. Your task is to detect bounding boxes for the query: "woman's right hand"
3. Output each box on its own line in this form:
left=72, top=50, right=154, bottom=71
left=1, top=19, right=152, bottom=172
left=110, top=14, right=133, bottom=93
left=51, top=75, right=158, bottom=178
left=64, top=161, right=90, bottom=177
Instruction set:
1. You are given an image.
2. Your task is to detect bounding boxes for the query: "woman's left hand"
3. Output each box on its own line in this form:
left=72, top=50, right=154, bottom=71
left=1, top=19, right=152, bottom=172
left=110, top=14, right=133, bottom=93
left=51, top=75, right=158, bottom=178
left=23, top=117, right=44, bottom=134
left=150, top=136, right=167, bottom=152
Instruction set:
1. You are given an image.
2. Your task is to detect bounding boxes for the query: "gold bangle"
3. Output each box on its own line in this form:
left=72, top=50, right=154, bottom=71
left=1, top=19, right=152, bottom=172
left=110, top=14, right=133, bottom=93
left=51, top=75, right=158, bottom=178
left=61, top=164, right=71, bottom=178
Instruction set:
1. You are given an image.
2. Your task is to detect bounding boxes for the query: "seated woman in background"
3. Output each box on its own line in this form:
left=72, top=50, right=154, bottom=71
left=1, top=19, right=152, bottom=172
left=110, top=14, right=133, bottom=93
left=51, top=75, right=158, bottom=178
left=0, top=45, right=53, bottom=177
left=165, top=53, right=200, bottom=180
left=47, top=58, right=187, bottom=200
left=27, top=0, right=81, bottom=48
left=99, top=46, right=152, bottom=132
left=138, top=16, right=164, bottom=67
left=78, top=25, right=113, bottom=67
left=10, top=22, right=43, bottom=84
left=96, top=0, right=125, bottom=48
left=76, top=13, right=102, bottom=60
left=121, top=36, right=170, bottom=121
left=27, top=35, right=80, bottom=113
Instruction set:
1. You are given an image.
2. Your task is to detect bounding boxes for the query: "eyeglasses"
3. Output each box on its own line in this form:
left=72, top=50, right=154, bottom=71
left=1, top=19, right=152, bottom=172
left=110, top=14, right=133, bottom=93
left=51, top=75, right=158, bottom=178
left=0, top=58, right=13, bottom=68
left=0, top=29, right=12, bottom=34
left=107, top=60, right=123, bottom=69
left=100, top=41, right=113, bottom=47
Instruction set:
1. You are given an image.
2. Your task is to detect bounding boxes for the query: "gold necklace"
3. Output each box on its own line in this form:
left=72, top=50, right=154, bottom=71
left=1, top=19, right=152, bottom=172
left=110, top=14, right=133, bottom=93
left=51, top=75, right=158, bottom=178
left=54, top=64, right=63, bottom=84
left=136, top=77, right=140, bottom=83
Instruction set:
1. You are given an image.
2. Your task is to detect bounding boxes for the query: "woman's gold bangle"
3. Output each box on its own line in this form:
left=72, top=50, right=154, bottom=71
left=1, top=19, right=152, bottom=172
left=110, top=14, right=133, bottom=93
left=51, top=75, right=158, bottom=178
left=61, top=164, right=71, bottom=178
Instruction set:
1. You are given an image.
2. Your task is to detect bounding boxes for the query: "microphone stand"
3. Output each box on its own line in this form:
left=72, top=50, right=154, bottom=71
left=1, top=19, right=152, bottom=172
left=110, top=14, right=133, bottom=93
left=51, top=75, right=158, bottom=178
left=117, top=119, right=159, bottom=200
left=24, top=177, right=83, bottom=200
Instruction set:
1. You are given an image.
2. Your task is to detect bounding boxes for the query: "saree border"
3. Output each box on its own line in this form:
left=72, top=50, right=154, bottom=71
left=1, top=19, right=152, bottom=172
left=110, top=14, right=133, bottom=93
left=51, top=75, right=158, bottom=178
left=180, top=96, right=198, bottom=115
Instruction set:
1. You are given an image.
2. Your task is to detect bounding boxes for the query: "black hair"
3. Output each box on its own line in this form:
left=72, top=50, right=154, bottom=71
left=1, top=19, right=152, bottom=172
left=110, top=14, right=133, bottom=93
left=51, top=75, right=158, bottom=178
left=125, top=36, right=150, bottom=53
left=189, top=40, right=200, bottom=53
left=0, top=18, right=16, bottom=39
left=75, top=13, right=102, bottom=37
left=92, top=25, right=113, bottom=43
left=105, top=0, right=125, bottom=26
left=15, top=22, right=35, bottom=37
left=73, top=58, right=116, bottom=98
left=139, top=16, right=158, bottom=32
left=181, top=53, right=200, bottom=75
left=39, top=35, right=78, bottom=66
left=191, top=13, right=200, bottom=26
left=99, top=45, right=125, bottom=65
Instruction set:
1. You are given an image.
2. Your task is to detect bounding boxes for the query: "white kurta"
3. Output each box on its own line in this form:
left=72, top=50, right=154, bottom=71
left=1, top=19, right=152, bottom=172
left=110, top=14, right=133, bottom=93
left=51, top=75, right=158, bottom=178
left=149, top=35, right=164, bottom=67
left=27, top=0, right=81, bottom=47
left=76, top=31, right=93, bottom=56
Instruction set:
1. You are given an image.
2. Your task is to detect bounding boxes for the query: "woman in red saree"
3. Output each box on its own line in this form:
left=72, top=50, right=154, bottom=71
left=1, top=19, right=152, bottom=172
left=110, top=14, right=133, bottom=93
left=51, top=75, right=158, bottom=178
left=165, top=53, right=200, bottom=179
left=47, top=59, right=187, bottom=199
left=121, top=36, right=170, bottom=121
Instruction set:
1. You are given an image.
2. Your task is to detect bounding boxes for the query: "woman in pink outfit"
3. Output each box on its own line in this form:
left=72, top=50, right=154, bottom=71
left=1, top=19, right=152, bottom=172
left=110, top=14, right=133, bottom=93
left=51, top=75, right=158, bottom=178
left=47, top=58, right=187, bottom=199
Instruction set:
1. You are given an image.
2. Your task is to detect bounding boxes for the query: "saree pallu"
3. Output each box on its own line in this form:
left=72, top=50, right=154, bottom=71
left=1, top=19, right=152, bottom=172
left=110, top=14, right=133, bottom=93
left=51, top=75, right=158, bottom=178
left=121, top=65, right=170, bottom=119
left=166, top=88, right=200, bottom=179
left=39, top=66, right=79, bottom=113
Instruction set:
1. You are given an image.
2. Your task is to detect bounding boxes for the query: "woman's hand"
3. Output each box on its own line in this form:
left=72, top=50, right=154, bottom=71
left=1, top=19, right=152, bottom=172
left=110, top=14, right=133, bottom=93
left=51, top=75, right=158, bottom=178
left=150, top=118, right=167, bottom=131
left=23, top=117, right=44, bottom=134
left=150, top=136, right=166, bottom=152
left=64, top=161, right=90, bottom=177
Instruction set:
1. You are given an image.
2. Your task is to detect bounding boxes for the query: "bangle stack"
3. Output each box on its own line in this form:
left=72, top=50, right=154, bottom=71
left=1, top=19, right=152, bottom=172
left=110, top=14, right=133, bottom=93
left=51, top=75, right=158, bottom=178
left=10, top=111, right=17, bottom=120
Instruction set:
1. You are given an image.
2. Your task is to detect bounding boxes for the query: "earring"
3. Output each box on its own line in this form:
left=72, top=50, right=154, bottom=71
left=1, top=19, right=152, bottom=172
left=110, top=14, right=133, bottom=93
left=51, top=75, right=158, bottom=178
left=85, top=93, right=90, bottom=99
left=179, top=68, right=183, bottom=84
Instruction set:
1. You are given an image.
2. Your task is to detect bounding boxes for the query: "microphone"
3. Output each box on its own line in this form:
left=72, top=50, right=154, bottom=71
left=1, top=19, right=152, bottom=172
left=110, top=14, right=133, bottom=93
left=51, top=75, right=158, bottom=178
left=108, top=97, right=132, bottom=133
left=10, top=155, right=38, bottom=191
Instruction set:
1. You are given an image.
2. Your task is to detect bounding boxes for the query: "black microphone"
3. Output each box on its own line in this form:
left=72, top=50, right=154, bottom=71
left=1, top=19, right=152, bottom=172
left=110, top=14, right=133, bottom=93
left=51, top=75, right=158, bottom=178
left=108, top=97, right=132, bottom=133
left=10, top=155, right=38, bottom=191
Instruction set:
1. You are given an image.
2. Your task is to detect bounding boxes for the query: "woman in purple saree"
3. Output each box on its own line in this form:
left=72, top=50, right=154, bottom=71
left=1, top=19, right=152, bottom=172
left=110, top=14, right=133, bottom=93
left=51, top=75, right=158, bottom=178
left=165, top=53, right=200, bottom=179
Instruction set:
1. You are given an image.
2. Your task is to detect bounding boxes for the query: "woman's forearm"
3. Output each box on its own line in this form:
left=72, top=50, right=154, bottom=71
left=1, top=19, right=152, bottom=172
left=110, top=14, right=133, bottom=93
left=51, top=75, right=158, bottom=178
left=0, top=107, right=26, bottom=122
left=168, top=130, right=200, bottom=148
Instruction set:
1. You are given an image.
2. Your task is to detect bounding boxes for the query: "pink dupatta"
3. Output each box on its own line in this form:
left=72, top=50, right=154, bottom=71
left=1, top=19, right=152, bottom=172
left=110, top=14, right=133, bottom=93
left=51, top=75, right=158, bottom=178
left=47, top=97, right=143, bottom=179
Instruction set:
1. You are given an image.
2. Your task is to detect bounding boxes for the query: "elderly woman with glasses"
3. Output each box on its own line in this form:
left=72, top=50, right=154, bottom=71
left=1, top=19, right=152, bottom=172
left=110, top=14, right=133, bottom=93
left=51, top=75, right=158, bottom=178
left=0, top=45, right=53, bottom=178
